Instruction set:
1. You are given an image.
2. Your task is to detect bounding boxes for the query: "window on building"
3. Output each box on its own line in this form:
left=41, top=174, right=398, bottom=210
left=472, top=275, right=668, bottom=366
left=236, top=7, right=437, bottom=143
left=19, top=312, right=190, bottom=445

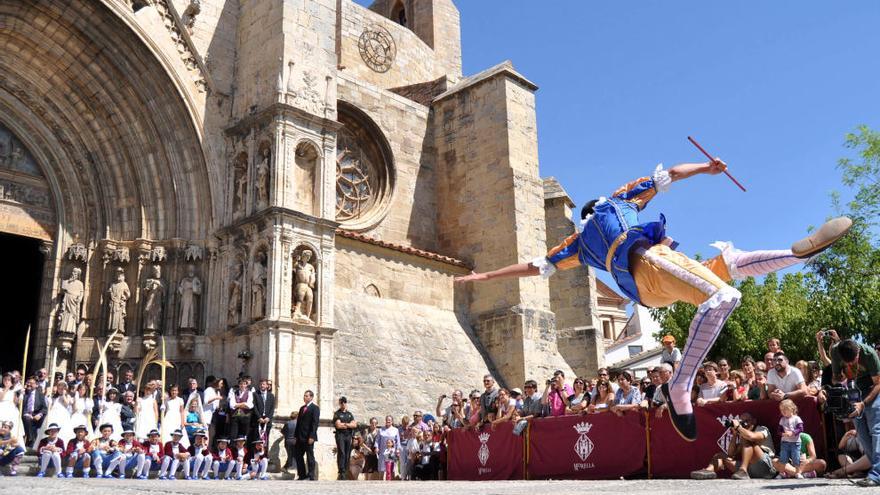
left=392, top=1, right=407, bottom=26
left=602, top=320, right=612, bottom=340
left=628, top=345, right=643, bottom=356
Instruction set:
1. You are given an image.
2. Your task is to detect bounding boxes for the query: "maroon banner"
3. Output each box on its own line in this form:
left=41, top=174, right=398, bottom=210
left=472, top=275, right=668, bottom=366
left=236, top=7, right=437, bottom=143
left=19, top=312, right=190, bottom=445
left=649, top=397, right=824, bottom=478
left=528, top=411, right=647, bottom=480
left=447, top=422, right=524, bottom=480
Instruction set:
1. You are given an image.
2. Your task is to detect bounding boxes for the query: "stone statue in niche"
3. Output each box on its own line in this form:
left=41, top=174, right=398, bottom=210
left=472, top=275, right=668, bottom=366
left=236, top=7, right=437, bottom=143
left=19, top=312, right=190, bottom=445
left=141, top=265, right=163, bottom=350
left=255, top=146, right=270, bottom=209
left=233, top=157, right=247, bottom=217
left=107, top=267, right=131, bottom=335
left=292, top=249, right=316, bottom=324
left=141, top=265, right=164, bottom=331
left=250, top=251, right=267, bottom=320
left=177, top=264, right=202, bottom=331
left=227, top=262, right=242, bottom=327
left=57, top=267, right=84, bottom=337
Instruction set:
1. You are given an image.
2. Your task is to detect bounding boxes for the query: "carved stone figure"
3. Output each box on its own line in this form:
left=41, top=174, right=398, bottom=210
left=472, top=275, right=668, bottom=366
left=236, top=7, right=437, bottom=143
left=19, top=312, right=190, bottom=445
left=57, top=267, right=84, bottom=336
left=234, top=162, right=247, bottom=216
left=107, top=267, right=131, bottom=334
left=141, top=265, right=164, bottom=332
left=177, top=264, right=202, bottom=330
left=292, top=249, right=316, bottom=323
left=255, top=146, right=270, bottom=209
left=251, top=252, right=267, bottom=320
left=227, top=262, right=242, bottom=326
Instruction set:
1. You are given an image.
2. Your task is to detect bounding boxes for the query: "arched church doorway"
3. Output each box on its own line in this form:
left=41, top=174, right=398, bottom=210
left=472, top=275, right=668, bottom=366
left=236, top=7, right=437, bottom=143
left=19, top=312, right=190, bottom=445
left=0, top=232, right=44, bottom=374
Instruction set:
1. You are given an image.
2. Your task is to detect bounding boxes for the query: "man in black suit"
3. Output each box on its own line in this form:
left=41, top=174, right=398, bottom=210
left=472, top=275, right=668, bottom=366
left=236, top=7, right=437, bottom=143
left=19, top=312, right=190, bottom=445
left=117, top=369, right=137, bottom=401
left=292, top=390, right=319, bottom=480
left=21, top=376, right=47, bottom=446
left=252, top=378, right=276, bottom=444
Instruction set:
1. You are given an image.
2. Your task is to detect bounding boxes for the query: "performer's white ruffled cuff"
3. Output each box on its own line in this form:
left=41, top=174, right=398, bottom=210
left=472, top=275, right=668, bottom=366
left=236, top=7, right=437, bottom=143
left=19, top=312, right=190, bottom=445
left=699, top=286, right=742, bottom=312
left=711, top=241, right=744, bottom=280
left=531, top=256, right=556, bottom=278
left=576, top=196, right=607, bottom=233
left=653, top=164, right=671, bottom=193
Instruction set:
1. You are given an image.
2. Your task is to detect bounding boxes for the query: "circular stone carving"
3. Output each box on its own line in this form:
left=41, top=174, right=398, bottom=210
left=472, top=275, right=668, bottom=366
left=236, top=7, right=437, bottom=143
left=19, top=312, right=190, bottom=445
left=334, top=105, right=394, bottom=230
left=358, top=25, right=396, bottom=73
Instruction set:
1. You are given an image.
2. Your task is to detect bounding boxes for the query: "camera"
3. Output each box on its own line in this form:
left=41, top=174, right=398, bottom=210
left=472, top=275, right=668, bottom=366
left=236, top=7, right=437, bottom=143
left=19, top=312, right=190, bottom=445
left=825, top=384, right=861, bottom=420
left=821, top=329, right=834, bottom=338
left=723, top=418, right=749, bottom=429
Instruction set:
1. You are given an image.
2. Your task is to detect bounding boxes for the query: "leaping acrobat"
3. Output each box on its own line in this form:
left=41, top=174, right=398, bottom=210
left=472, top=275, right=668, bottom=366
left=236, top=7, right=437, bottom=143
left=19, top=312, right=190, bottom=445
left=454, top=158, right=851, bottom=441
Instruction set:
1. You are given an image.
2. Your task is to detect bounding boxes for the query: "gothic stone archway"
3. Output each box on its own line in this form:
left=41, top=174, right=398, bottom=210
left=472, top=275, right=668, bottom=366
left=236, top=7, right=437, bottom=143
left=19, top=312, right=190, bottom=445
left=0, top=0, right=215, bottom=369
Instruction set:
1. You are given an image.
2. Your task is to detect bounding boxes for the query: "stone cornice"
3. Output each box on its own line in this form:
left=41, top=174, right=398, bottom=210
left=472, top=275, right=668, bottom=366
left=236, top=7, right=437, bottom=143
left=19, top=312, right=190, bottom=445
left=225, top=103, right=343, bottom=136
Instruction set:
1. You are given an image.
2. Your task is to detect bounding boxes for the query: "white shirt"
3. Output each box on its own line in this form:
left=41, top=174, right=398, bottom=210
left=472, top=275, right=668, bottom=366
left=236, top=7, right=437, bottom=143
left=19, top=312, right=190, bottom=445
left=767, top=366, right=805, bottom=393
left=228, top=387, right=254, bottom=410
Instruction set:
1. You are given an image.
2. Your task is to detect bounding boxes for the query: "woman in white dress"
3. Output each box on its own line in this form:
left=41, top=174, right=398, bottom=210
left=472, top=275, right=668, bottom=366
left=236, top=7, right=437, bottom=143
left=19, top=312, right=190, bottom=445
left=98, top=388, right=124, bottom=441
left=69, top=382, right=94, bottom=438
left=374, top=415, right=400, bottom=479
left=0, top=373, right=25, bottom=445
left=160, top=384, right=188, bottom=448
left=32, top=381, right=74, bottom=449
left=135, top=382, right=159, bottom=441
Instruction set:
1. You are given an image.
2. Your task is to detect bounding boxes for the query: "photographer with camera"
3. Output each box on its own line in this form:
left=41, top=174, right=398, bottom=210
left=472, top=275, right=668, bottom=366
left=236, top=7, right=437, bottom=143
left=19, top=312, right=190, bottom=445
left=690, top=412, right=777, bottom=480
left=541, top=370, right=573, bottom=418
left=830, top=339, right=880, bottom=487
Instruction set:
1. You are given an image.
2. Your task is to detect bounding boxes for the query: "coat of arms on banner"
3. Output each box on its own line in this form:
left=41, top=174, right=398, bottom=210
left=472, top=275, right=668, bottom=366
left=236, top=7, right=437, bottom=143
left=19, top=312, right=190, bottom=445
left=716, top=414, right=740, bottom=453
left=573, top=422, right=595, bottom=462
left=478, top=432, right=491, bottom=466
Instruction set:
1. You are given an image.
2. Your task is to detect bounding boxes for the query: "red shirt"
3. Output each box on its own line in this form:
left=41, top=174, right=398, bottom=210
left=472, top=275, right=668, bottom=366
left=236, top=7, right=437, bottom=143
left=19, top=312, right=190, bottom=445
left=64, top=438, right=91, bottom=458
left=38, top=437, right=64, bottom=454
left=163, top=441, right=187, bottom=457
left=212, top=447, right=233, bottom=462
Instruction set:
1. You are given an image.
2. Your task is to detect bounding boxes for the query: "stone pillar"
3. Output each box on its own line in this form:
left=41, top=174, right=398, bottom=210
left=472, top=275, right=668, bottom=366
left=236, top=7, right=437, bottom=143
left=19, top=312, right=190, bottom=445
left=434, top=62, right=572, bottom=386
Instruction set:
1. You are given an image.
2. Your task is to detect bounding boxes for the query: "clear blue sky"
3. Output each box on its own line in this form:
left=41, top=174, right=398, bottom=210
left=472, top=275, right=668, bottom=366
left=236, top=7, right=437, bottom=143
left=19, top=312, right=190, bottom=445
left=358, top=1, right=880, bottom=287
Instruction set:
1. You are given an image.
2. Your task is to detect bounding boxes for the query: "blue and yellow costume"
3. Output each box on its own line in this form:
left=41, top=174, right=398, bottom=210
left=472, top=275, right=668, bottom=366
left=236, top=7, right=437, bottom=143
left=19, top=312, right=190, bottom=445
left=539, top=166, right=674, bottom=305
left=534, top=164, right=806, bottom=421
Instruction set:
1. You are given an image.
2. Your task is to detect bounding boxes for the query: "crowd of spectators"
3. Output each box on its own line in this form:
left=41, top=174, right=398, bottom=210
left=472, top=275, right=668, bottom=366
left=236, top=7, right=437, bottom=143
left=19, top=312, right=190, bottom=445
left=0, top=368, right=281, bottom=480
left=0, top=327, right=877, bottom=484
left=326, top=330, right=880, bottom=484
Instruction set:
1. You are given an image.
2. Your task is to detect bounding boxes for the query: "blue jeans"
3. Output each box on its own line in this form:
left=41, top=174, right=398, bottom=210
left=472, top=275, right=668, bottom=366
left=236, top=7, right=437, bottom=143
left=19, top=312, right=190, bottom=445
left=778, top=440, right=801, bottom=467
left=0, top=446, right=24, bottom=466
left=854, top=398, right=880, bottom=481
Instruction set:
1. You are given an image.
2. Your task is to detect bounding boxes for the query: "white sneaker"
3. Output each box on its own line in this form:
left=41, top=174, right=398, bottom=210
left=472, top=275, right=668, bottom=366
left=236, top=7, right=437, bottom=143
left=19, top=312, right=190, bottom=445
left=795, top=473, right=804, bottom=479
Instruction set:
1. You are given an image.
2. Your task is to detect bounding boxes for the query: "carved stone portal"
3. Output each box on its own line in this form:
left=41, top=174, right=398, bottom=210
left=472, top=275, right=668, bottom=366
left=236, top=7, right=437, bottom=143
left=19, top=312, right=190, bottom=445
left=292, top=248, right=316, bottom=324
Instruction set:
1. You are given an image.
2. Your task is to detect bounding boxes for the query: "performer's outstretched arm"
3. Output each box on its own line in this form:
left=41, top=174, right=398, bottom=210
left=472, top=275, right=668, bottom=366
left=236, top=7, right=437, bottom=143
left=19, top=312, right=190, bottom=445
left=668, top=159, right=727, bottom=182
left=454, top=263, right=538, bottom=284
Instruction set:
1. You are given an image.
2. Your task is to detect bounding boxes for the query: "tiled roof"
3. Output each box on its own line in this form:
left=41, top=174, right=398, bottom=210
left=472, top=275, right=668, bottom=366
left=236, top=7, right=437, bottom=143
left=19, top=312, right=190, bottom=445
left=335, top=229, right=471, bottom=269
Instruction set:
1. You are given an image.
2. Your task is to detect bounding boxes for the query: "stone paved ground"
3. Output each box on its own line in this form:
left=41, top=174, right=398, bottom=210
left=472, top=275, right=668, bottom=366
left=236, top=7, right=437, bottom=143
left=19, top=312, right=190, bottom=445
left=0, top=477, right=865, bottom=494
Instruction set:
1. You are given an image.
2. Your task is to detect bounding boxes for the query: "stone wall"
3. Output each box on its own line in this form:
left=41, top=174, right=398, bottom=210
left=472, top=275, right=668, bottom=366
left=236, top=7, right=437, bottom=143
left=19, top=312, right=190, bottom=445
left=333, top=293, right=495, bottom=419
left=432, top=62, right=573, bottom=386
left=334, top=236, right=461, bottom=310
left=367, top=0, right=462, bottom=82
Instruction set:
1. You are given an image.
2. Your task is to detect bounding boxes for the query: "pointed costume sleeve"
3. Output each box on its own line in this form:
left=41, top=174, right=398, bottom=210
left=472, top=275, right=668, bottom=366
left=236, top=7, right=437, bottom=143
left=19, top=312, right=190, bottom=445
left=532, top=232, right=581, bottom=278
left=611, top=164, right=671, bottom=211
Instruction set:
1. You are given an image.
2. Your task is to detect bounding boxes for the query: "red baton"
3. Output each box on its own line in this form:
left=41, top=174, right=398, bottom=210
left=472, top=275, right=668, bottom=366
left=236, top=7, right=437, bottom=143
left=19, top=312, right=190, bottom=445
left=687, top=136, right=747, bottom=192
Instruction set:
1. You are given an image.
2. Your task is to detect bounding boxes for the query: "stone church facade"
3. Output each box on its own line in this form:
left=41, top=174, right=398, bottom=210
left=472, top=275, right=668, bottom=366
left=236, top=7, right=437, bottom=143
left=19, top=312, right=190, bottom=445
left=0, top=0, right=606, bottom=475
